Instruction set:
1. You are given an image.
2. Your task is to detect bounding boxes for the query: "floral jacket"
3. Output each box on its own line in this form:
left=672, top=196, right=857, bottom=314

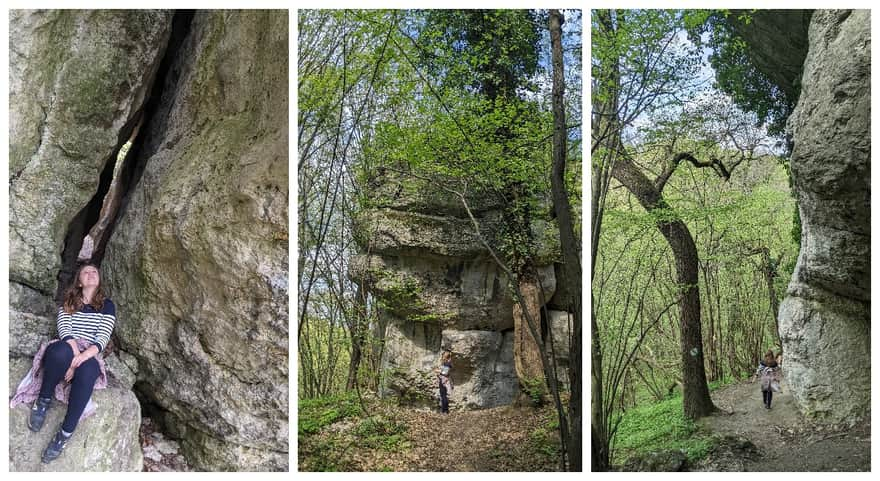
left=756, top=362, right=780, bottom=392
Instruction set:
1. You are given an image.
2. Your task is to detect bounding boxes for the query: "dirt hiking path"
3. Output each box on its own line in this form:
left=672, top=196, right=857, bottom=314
left=694, top=379, right=870, bottom=471
left=385, top=406, right=561, bottom=471
left=300, top=403, right=564, bottom=471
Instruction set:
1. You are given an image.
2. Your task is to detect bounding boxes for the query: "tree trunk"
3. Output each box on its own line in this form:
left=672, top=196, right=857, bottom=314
left=611, top=157, right=716, bottom=419
left=703, top=263, right=717, bottom=381
left=590, top=10, right=618, bottom=469
left=714, top=265, right=724, bottom=380
left=549, top=8, right=582, bottom=471
left=345, top=283, right=367, bottom=390
left=760, top=248, right=782, bottom=348
left=590, top=301, right=609, bottom=470
left=513, top=277, right=545, bottom=385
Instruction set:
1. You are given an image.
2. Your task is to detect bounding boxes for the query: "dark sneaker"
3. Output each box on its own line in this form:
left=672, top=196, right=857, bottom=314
left=42, top=431, right=72, bottom=464
left=27, top=397, right=51, bottom=432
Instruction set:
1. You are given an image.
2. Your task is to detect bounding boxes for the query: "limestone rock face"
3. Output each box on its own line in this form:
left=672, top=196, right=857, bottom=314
left=351, top=254, right=554, bottom=331
left=545, top=310, right=572, bottom=389
left=442, top=329, right=519, bottom=408
left=379, top=323, right=520, bottom=409
left=381, top=322, right=445, bottom=408
left=354, top=170, right=565, bottom=408
left=9, top=9, right=288, bottom=471
left=729, top=9, right=812, bottom=98
left=8, top=358, right=143, bottom=472
left=8, top=10, right=172, bottom=296
left=356, top=208, right=559, bottom=263
left=102, top=11, right=288, bottom=470
left=779, top=9, right=870, bottom=424
left=8, top=12, right=170, bottom=472
left=8, top=310, right=55, bottom=358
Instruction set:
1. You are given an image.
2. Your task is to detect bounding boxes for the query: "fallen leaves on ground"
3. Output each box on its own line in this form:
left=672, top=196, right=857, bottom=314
left=299, top=399, right=565, bottom=472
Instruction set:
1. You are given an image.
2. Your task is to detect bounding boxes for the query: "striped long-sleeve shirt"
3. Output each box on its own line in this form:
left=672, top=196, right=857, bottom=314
left=56, top=299, right=116, bottom=352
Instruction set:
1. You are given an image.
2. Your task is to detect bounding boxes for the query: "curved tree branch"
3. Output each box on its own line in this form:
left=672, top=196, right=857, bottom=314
left=653, top=151, right=744, bottom=192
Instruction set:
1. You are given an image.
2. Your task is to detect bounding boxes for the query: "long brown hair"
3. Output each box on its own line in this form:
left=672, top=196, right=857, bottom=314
left=763, top=350, right=778, bottom=367
left=62, top=263, right=106, bottom=314
left=441, top=351, right=452, bottom=364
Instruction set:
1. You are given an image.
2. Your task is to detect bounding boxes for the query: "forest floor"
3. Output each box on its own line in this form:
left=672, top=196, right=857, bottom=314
left=298, top=393, right=564, bottom=471
left=693, top=378, right=870, bottom=472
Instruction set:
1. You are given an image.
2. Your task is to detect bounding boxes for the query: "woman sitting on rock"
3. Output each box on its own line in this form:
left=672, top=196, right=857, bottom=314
left=755, top=349, right=780, bottom=410
left=11, top=263, right=116, bottom=463
left=435, top=350, right=453, bottom=414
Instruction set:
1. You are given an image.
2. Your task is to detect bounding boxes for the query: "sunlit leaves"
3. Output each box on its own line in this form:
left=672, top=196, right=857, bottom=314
left=416, top=10, right=542, bottom=99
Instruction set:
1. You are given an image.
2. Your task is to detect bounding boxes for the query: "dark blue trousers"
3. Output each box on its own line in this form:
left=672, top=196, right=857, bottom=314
left=39, top=341, right=100, bottom=433
left=762, top=389, right=773, bottom=407
left=439, top=378, right=449, bottom=413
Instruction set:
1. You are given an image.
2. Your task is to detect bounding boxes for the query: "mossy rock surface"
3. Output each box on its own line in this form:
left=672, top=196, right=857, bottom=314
left=102, top=11, right=289, bottom=471
left=8, top=357, right=143, bottom=472
left=9, top=9, right=173, bottom=294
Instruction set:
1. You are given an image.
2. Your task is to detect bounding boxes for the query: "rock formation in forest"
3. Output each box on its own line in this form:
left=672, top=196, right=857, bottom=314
left=351, top=171, right=570, bottom=409
left=9, top=10, right=288, bottom=471
left=738, top=9, right=870, bottom=424
left=9, top=10, right=172, bottom=304
left=780, top=10, right=870, bottom=424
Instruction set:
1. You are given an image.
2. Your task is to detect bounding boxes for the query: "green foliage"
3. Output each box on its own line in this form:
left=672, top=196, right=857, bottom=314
left=593, top=9, right=796, bottom=466
left=300, top=8, right=582, bottom=404
left=528, top=409, right=564, bottom=457
left=707, top=376, right=740, bottom=391
left=354, top=416, right=411, bottom=451
left=596, top=151, right=797, bottom=407
left=415, top=9, right=541, bottom=99
left=529, top=426, right=561, bottom=457
left=593, top=10, right=705, bottom=120
left=302, top=437, right=341, bottom=471
left=376, top=273, right=420, bottom=313
left=298, top=392, right=362, bottom=435
left=366, top=94, right=551, bottom=194
left=776, top=156, right=802, bottom=247
left=298, top=308, right=353, bottom=398
left=371, top=269, right=452, bottom=323
left=612, top=393, right=714, bottom=465
left=691, top=11, right=796, bottom=136
left=354, top=9, right=571, bottom=277
left=521, top=377, right=547, bottom=407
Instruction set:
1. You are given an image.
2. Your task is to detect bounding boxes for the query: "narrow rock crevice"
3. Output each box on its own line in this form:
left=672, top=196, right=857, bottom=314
left=114, top=10, right=195, bottom=223
left=53, top=11, right=195, bottom=304
left=54, top=115, right=135, bottom=303
left=50, top=13, right=198, bottom=468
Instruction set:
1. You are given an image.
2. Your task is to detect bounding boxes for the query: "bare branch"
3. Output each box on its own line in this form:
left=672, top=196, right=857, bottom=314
left=653, top=151, right=744, bottom=192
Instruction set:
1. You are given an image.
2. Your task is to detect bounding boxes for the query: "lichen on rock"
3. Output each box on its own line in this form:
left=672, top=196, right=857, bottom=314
left=8, top=9, right=173, bottom=295
left=102, top=10, right=289, bottom=471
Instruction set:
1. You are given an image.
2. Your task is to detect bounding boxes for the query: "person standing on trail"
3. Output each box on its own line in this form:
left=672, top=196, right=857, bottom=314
left=435, top=350, right=453, bottom=414
left=755, top=350, right=780, bottom=410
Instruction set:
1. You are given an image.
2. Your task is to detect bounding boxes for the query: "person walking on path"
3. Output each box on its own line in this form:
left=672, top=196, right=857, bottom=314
left=755, top=349, right=780, bottom=410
